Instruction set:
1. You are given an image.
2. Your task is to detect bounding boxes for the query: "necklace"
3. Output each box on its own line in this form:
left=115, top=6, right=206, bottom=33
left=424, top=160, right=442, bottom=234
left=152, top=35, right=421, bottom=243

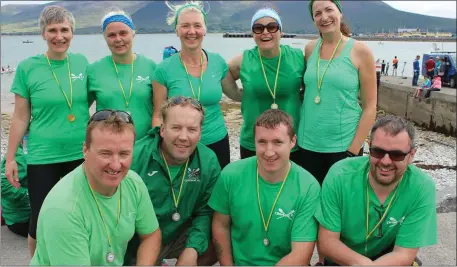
left=45, top=52, right=75, bottom=122
left=256, top=161, right=291, bottom=246
left=162, top=151, right=189, bottom=222
left=365, top=172, right=403, bottom=255
left=180, top=52, right=203, bottom=101
left=84, top=166, right=121, bottom=263
left=112, top=55, right=135, bottom=114
left=315, top=35, right=343, bottom=104
left=258, top=47, right=282, bottom=109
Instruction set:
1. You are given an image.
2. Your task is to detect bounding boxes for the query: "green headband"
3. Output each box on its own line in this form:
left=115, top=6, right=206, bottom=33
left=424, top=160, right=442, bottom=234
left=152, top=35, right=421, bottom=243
left=174, top=3, right=207, bottom=29
left=308, top=0, right=343, bottom=21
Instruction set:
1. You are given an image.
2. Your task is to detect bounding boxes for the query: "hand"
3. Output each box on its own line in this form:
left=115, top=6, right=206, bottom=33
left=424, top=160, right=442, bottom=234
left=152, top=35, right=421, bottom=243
left=5, top=159, right=20, bottom=189
left=176, top=248, right=198, bottom=266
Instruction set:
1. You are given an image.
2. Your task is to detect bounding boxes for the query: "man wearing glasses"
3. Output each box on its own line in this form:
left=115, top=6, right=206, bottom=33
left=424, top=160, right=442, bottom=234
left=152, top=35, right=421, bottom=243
left=315, top=115, right=437, bottom=266
left=31, top=110, right=161, bottom=265
left=125, top=96, right=220, bottom=266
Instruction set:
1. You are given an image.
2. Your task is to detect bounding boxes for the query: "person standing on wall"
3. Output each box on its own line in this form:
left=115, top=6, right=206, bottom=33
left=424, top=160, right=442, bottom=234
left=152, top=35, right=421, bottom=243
left=412, top=55, right=420, bottom=86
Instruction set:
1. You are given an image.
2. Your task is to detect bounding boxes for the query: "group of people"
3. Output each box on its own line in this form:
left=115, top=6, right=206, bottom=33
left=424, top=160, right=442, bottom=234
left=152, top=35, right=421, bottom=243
left=2, top=0, right=437, bottom=266
left=412, top=55, right=448, bottom=100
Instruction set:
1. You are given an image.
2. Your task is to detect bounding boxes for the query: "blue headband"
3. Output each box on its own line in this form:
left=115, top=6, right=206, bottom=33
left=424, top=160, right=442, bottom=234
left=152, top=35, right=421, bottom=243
left=102, top=14, right=135, bottom=32
left=250, top=8, right=282, bottom=31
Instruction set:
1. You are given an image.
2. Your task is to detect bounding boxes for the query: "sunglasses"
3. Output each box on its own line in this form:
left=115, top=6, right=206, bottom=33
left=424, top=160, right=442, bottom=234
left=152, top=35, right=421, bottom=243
left=88, top=109, right=134, bottom=125
left=369, top=147, right=411, bottom=161
left=168, top=96, right=203, bottom=111
left=252, top=22, right=280, bottom=34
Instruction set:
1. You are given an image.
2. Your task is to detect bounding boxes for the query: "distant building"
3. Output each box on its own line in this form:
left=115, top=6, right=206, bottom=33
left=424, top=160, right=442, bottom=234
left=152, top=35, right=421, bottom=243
left=397, top=28, right=419, bottom=33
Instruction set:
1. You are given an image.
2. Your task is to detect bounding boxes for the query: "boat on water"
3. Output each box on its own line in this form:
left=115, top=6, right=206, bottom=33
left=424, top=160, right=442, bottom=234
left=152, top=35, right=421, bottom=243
left=1, top=68, right=16, bottom=74
left=22, top=40, right=33, bottom=43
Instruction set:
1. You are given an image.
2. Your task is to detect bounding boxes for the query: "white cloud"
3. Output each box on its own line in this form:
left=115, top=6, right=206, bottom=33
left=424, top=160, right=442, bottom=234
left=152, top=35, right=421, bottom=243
left=1, top=1, right=54, bottom=6
left=383, top=1, right=456, bottom=19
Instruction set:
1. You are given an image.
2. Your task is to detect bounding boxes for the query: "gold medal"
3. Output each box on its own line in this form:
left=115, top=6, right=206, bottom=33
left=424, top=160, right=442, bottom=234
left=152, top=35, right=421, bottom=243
left=67, top=114, right=76, bottom=122
left=314, top=96, right=321, bottom=104
left=271, top=103, right=278, bottom=109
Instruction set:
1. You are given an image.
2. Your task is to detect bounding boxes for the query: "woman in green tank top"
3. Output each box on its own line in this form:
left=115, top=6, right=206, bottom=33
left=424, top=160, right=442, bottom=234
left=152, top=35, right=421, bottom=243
left=296, top=0, right=377, bottom=185
left=227, top=8, right=305, bottom=163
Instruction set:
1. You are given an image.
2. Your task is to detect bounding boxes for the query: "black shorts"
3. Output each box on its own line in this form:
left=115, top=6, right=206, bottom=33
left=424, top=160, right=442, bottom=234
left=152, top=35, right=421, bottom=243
left=206, top=134, right=230, bottom=169
left=294, top=148, right=363, bottom=185
left=7, top=220, right=29, bottom=238
left=27, top=158, right=84, bottom=239
left=239, top=146, right=302, bottom=165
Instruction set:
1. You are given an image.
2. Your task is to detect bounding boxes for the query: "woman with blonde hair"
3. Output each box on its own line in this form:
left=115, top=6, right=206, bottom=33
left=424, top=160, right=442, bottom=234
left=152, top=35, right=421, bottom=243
left=152, top=1, right=241, bottom=169
left=87, top=8, right=157, bottom=140
left=5, top=5, right=90, bottom=256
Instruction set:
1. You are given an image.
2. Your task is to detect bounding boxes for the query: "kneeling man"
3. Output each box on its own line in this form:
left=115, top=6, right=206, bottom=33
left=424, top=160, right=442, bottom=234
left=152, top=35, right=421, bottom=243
left=125, top=97, right=220, bottom=266
left=316, top=115, right=437, bottom=266
left=31, top=110, right=161, bottom=266
left=210, top=109, right=320, bottom=266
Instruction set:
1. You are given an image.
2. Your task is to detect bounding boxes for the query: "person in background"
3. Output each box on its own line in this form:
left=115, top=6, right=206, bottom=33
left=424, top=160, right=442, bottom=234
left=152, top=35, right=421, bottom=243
left=392, top=56, right=398, bottom=76
left=87, top=8, right=157, bottom=140
left=5, top=6, right=90, bottom=256
left=434, top=56, right=441, bottom=76
left=375, top=59, right=382, bottom=89
left=381, top=60, right=386, bottom=75
left=152, top=1, right=241, bottom=169
left=412, top=55, right=420, bottom=86
left=413, top=76, right=431, bottom=100
left=1, top=144, right=30, bottom=238
left=442, top=56, right=450, bottom=83
left=385, top=62, right=389, bottom=76
left=163, top=46, right=179, bottom=60
left=227, top=7, right=305, bottom=163
left=424, top=76, right=441, bottom=99
left=316, top=115, right=435, bottom=266
left=424, top=56, right=435, bottom=80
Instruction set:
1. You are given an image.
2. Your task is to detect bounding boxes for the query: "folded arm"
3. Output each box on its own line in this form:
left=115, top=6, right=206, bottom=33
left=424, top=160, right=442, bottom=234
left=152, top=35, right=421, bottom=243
left=276, top=241, right=315, bottom=266
left=136, top=228, right=162, bottom=266
left=212, top=211, right=234, bottom=266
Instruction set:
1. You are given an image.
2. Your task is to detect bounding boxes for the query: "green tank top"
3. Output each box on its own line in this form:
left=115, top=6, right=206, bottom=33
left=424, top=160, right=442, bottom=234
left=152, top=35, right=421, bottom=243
left=298, top=38, right=361, bottom=153
left=240, top=45, right=305, bottom=151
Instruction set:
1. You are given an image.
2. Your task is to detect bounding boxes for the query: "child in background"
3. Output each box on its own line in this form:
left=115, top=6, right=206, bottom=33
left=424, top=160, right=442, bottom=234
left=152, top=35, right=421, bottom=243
left=413, top=76, right=431, bottom=100
left=424, top=76, right=442, bottom=99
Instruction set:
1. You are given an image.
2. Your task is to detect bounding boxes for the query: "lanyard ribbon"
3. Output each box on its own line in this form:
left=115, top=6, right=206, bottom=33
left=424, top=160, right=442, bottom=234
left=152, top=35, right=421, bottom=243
left=112, top=56, right=135, bottom=109
left=258, top=47, right=282, bottom=104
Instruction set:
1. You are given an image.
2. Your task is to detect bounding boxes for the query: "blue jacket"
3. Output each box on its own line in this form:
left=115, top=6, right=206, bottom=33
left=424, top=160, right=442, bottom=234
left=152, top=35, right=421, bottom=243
left=413, top=59, right=420, bottom=72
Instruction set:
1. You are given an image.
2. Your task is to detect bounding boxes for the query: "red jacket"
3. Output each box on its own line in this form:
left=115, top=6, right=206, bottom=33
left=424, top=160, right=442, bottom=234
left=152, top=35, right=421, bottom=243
left=425, top=59, right=436, bottom=71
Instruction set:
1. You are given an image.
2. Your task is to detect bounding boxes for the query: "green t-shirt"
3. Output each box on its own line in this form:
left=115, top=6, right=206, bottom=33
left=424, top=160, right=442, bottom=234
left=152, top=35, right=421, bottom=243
left=298, top=38, right=361, bottom=153
left=10, top=53, right=90, bottom=164
left=152, top=51, right=228, bottom=145
left=1, top=145, right=30, bottom=225
left=30, top=165, right=159, bottom=266
left=239, top=45, right=305, bottom=151
left=315, top=157, right=438, bottom=263
left=168, top=164, right=184, bottom=183
left=208, top=157, right=320, bottom=266
left=87, top=54, right=156, bottom=140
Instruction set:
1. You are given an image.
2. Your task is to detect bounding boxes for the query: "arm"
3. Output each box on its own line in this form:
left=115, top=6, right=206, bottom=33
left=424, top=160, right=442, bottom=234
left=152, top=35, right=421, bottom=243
left=373, top=246, right=418, bottom=265
left=318, top=225, right=374, bottom=266
left=221, top=69, right=242, bottom=102
left=227, top=54, right=242, bottom=81
left=276, top=242, right=315, bottom=266
left=136, top=228, right=162, bottom=266
left=152, top=80, right=168, bottom=127
left=347, top=42, right=377, bottom=155
left=212, top=212, right=234, bottom=266
left=6, top=95, right=30, bottom=189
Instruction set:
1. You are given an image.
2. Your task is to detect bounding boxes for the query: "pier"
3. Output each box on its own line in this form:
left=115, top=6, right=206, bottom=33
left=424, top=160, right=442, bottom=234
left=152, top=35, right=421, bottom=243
left=223, top=32, right=297, bottom=38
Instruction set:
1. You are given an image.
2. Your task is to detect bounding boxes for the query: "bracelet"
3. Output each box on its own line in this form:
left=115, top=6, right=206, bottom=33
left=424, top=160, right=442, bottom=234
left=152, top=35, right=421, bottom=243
left=346, top=150, right=357, bottom=157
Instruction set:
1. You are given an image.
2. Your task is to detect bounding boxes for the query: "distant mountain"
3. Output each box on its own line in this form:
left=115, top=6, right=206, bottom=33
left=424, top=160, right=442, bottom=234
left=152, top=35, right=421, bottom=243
left=1, top=1, right=456, bottom=34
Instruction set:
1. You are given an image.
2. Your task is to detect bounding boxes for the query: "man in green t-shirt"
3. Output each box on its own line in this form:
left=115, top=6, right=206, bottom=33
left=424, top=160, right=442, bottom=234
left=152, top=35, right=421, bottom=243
left=209, top=109, right=320, bottom=266
left=125, top=96, right=221, bottom=266
left=316, top=115, right=437, bottom=266
left=31, top=110, right=161, bottom=266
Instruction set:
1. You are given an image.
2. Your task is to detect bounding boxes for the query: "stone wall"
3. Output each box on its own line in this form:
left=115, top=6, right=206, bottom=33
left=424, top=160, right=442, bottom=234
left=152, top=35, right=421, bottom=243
left=378, top=82, right=456, bottom=137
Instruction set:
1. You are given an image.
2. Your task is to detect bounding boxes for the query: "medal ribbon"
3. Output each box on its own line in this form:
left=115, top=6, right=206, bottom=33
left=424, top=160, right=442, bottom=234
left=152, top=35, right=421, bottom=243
left=256, top=161, right=291, bottom=234
left=258, top=47, right=282, bottom=105
left=316, top=35, right=343, bottom=97
left=365, top=172, right=403, bottom=254
left=162, top=152, right=189, bottom=209
left=112, top=56, right=135, bottom=109
left=180, top=52, right=203, bottom=101
left=84, top=165, right=121, bottom=250
left=45, top=52, right=73, bottom=111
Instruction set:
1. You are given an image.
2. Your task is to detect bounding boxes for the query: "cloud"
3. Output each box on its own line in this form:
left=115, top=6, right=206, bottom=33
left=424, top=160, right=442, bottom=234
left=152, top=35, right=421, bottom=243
left=383, top=1, right=456, bottom=19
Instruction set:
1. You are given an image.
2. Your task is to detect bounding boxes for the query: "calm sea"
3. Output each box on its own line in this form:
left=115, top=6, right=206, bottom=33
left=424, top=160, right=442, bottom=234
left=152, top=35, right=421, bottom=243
left=1, top=33, right=456, bottom=95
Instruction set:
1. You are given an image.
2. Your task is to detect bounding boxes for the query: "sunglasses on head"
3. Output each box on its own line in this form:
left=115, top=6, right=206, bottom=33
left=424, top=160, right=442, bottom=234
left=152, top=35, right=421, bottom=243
left=369, top=147, right=411, bottom=161
left=88, top=109, right=134, bottom=125
left=252, top=22, right=280, bottom=34
left=168, top=96, right=203, bottom=111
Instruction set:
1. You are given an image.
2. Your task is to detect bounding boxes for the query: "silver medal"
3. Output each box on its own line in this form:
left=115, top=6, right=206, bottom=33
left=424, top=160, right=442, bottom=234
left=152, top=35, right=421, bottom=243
left=314, top=95, right=321, bottom=104
left=271, top=103, right=278, bottom=109
left=263, top=237, right=270, bottom=246
left=172, top=212, right=181, bottom=221
left=106, top=252, right=115, bottom=263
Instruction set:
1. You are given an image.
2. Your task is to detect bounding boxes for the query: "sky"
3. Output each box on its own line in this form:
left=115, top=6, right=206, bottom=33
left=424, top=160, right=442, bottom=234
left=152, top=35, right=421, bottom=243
left=1, top=1, right=456, bottom=19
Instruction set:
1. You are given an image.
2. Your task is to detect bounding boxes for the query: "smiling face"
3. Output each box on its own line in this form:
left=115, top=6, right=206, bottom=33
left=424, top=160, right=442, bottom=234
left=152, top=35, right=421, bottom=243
left=42, top=21, right=74, bottom=55
left=83, top=126, right=135, bottom=195
left=104, top=22, right=134, bottom=57
left=176, top=10, right=206, bottom=51
left=160, top=105, right=203, bottom=165
left=312, top=0, right=342, bottom=35
left=253, top=17, right=281, bottom=52
left=369, top=129, right=416, bottom=186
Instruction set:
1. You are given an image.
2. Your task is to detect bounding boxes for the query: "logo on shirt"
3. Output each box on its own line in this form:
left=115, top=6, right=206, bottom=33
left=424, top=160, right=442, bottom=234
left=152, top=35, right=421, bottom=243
left=148, top=171, right=158, bottom=177
left=128, top=211, right=137, bottom=221
left=71, top=73, right=84, bottom=81
left=184, top=168, right=200, bottom=182
left=387, top=216, right=405, bottom=227
left=136, top=75, right=150, bottom=83
left=275, top=208, right=295, bottom=220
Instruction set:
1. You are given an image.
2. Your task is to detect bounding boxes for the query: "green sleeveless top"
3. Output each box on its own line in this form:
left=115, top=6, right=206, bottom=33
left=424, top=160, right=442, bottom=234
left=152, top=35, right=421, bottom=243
left=298, top=38, right=361, bottom=153
left=240, top=45, right=305, bottom=151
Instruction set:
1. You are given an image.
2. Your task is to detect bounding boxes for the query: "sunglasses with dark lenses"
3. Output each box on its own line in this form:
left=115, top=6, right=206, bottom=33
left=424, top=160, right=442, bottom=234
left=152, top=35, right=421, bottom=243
left=369, top=147, right=411, bottom=161
left=88, top=109, right=134, bottom=125
left=252, top=22, right=280, bottom=34
left=169, top=96, right=203, bottom=111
